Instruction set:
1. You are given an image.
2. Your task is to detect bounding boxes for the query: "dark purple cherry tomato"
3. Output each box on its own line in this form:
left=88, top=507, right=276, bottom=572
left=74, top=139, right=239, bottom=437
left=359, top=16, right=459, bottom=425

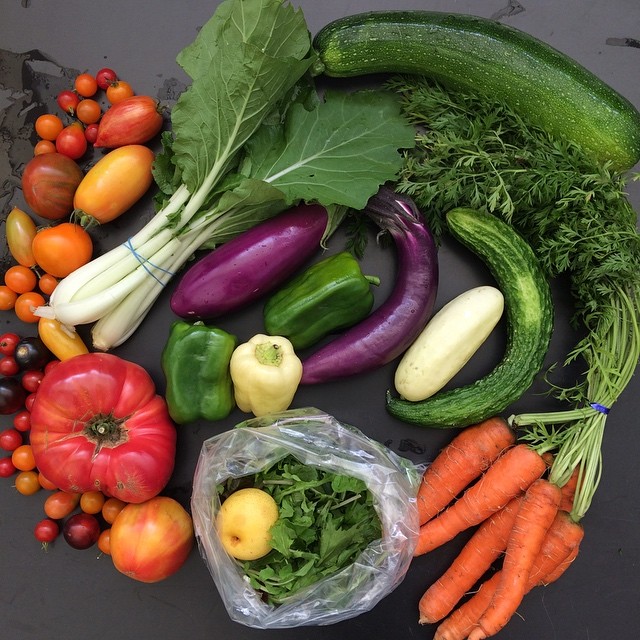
left=0, top=428, right=23, bottom=452
left=14, top=337, right=52, bottom=371
left=0, top=377, right=27, bottom=415
left=63, top=513, right=101, bottom=550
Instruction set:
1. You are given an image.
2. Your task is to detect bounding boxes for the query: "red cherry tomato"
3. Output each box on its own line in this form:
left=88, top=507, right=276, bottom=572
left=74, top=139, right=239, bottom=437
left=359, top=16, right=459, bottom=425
left=0, top=357, right=20, bottom=377
left=34, top=518, right=60, bottom=547
left=57, top=90, right=80, bottom=116
left=84, top=123, right=99, bottom=145
left=56, top=123, right=88, bottom=160
left=63, top=513, right=101, bottom=550
left=96, top=67, right=118, bottom=90
left=13, top=410, right=31, bottom=432
left=22, top=370, right=44, bottom=393
left=0, top=334, right=20, bottom=357
left=0, top=428, right=22, bottom=452
left=0, top=456, right=17, bottom=478
left=74, top=73, right=98, bottom=98
left=24, top=393, right=37, bottom=413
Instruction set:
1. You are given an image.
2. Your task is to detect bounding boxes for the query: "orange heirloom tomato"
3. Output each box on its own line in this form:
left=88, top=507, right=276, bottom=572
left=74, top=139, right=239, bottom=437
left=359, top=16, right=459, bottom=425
left=110, top=497, right=194, bottom=583
left=6, top=207, right=37, bottom=267
left=31, top=223, right=93, bottom=278
left=37, top=317, right=89, bottom=361
left=73, top=144, right=154, bottom=226
left=44, top=490, right=81, bottom=519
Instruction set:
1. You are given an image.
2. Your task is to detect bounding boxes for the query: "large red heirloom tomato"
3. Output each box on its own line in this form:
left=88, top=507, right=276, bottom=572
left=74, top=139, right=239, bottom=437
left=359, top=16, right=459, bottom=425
left=30, top=353, right=176, bottom=503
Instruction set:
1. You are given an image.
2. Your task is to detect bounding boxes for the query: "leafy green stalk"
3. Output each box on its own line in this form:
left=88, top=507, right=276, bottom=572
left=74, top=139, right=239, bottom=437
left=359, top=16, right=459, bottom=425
left=387, top=76, right=640, bottom=521
left=42, top=0, right=414, bottom=350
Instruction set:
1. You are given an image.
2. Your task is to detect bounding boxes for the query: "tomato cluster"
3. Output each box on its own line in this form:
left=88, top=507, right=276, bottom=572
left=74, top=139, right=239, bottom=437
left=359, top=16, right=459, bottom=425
left=33, top=67, right=135, bottom=160
left=1, top=207, right=92, bottom=323
left=0, top=332, right=127, bottom=552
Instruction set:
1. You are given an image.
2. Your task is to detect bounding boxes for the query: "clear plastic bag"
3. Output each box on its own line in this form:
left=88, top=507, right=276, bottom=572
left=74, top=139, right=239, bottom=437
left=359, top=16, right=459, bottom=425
left=190, top=407, right=421, bottom=629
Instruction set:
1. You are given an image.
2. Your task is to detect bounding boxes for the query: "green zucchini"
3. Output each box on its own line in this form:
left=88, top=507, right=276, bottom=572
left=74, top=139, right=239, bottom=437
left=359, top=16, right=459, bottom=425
left=386, top=207, right=554, bottom=428
left=313, top=11, right=640, bottom=171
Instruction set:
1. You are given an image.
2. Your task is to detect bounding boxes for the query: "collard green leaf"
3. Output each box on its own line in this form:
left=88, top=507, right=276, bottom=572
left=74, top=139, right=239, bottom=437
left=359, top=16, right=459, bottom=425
left=243, top=90, right=416, bottom=209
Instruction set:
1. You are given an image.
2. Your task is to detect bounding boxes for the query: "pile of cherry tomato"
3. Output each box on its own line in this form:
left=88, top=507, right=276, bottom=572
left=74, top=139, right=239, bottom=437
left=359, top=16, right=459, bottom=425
left=1, top=206, right=93, bottom=323
left=0, top=330, right=126, bottom=553
left=34, top=67, right=133, bottom=159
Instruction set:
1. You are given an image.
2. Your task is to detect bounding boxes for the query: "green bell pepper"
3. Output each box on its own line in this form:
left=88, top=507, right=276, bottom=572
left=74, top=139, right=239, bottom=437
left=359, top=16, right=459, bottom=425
left=263, top=251, right=380, bottom=350
left=161, top=320, right=237, bottom=424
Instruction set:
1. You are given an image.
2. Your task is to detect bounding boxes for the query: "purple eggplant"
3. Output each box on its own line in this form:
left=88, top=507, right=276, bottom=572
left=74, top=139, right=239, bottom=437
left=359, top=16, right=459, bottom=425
left=300, top=188, right=438, bottom=384
left=170, top=204, right=328, bottom=319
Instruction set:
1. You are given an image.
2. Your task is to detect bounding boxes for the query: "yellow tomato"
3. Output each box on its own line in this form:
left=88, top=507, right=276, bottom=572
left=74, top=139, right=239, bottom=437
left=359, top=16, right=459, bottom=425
left=38, top=317, right=89, bottom=361
left=73, top=144, right=155, bottom=226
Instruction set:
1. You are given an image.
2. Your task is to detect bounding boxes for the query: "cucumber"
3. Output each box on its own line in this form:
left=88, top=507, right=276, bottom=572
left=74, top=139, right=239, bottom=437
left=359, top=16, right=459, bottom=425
left=386, top=208, right=554, bottom=428
left=313, top=11, right=640, bottom=171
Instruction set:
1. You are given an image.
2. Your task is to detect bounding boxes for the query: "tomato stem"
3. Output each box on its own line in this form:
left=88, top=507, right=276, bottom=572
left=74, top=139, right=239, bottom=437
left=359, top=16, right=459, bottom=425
left=84, top=413, right=127, bottom=446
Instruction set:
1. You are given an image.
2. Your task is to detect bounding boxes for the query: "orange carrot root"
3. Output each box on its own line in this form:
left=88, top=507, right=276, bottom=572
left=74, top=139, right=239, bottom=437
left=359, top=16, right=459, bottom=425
left=414, top=444, right=548, bottom=556
left=558, top=466, right=581, bottom=513
left=530, top=509, right=584, bottom=586
left=416, top=417, right=516, bottom=525
left=467, top=478, right=562, bottom=640
left=433, top=572, right=500, bottom=640
left=434, top=506, right=584, bottom=640
left=418, top=497, right=522, bottom=624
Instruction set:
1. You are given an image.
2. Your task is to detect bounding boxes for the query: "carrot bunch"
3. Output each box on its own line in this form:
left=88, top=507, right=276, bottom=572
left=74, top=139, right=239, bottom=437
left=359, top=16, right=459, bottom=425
left=414, top=416, right=584, bottom=640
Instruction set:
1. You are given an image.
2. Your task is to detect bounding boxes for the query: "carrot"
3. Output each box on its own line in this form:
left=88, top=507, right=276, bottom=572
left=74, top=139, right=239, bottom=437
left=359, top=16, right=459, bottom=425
left=433, top=572, right=500, bottom=640
left=467, top=478, right=562, bottom=640
left=558, top=466, right=581, bottom=512
left=434, top=505, right=583, bottom=640
left=418, top=496, right=522, bottom=624
left=414, top=444, right=548, bottom=556
left=530, top=509, right=584, bottom=585
left=416, top=417, right=516, bottom=525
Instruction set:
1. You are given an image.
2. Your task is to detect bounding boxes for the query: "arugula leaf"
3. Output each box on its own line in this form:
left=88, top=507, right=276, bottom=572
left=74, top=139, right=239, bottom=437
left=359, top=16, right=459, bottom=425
left=243, top=90, right=416, bottom=209
left=220, top=454, right=382, bottom=604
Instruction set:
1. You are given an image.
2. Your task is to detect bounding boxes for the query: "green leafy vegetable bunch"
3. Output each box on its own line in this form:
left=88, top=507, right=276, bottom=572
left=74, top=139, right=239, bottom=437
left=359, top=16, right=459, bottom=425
left=218, top=454, right=382, bottom=605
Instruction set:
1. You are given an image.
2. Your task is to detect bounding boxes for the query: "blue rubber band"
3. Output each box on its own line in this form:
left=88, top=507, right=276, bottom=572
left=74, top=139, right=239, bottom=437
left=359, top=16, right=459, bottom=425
left=590, top=402, right=610, bottom=415
left=123, top=239, right=174, bottom=285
